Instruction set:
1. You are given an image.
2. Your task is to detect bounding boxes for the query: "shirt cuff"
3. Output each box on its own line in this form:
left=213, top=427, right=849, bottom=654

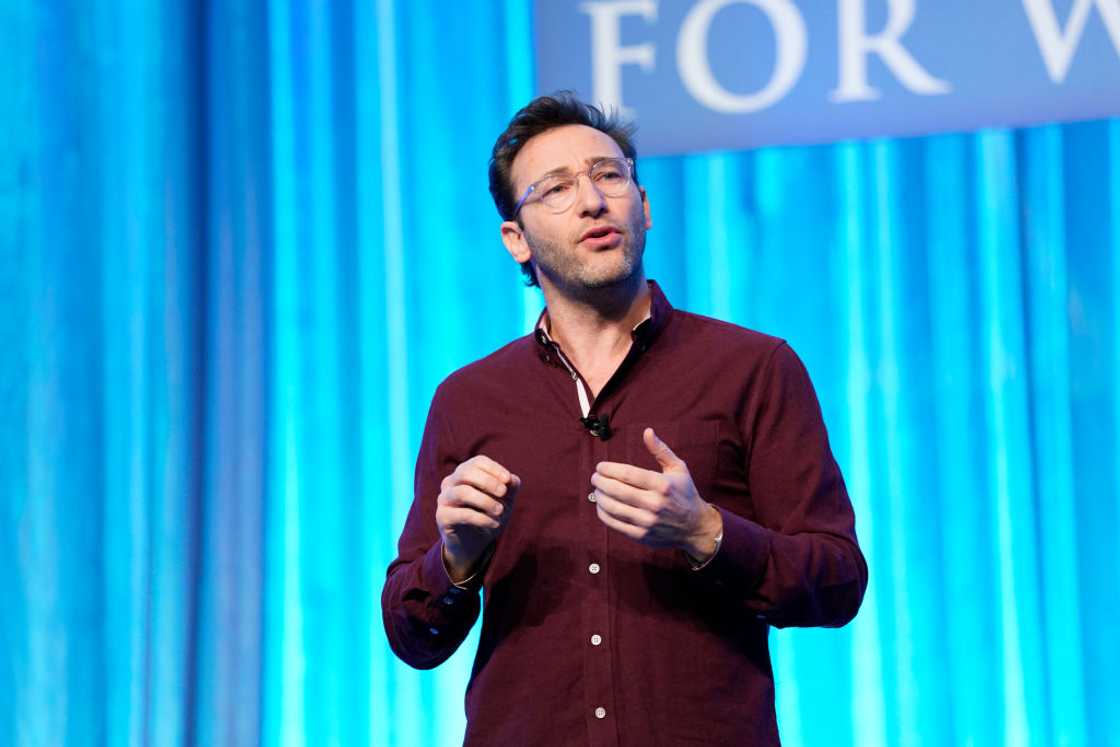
left=413, top=541, right=483, bottom=635
left=691, top=506, right=771, bottom=591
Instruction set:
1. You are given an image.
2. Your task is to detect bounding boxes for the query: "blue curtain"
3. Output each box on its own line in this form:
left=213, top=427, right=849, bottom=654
left=2, top=1, right=1118, bottom=745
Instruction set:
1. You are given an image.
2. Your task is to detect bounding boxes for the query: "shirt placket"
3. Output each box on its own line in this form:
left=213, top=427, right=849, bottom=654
left=545, top=341, right=622, bottom=747
left=581, top=433, right=618, bottom=746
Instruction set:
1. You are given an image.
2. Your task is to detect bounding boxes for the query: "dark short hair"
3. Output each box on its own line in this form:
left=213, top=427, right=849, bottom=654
left=488, top=92, right=640, bottom=287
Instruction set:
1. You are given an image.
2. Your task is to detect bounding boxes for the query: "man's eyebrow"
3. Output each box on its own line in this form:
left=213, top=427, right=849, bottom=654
left=533, top=156, right=618, bottom=181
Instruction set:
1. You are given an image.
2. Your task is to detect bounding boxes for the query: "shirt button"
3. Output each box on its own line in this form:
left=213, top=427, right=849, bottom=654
left=587, top=491, right=596, bottom=503
left=428, top=627, right=440, bottom=636
left=588, top=562, right=601, bottom=575
left=594, top=707, right=607, bottom=719
left=590, top=634, right=602, bottom=646
left=442, top=596, right=455, bottom=606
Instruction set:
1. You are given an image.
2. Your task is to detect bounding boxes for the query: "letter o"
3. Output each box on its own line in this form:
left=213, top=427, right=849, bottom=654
left=677, top=0, right=808, bottom=113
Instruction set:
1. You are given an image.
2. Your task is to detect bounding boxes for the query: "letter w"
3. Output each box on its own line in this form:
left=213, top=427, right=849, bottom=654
left=1023, top=0, right=1120, bottom=82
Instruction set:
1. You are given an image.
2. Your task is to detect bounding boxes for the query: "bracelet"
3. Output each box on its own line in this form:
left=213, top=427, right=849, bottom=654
left=687, top=506, right=723, bottom=571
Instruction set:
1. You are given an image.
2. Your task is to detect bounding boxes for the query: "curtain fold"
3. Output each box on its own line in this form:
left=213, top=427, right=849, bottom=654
left=2, top=2, right=1118, bottom=746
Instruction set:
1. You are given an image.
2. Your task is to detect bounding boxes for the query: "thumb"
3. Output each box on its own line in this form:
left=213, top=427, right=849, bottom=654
left=505, top=473, right=522, bottom=500
left=643, top=428, right=684, bottom=473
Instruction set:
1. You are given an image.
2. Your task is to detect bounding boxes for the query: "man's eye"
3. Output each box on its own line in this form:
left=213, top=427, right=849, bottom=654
left=543, top=182, right=571, bottom=196
left=594, top=162, right=626, bottom=181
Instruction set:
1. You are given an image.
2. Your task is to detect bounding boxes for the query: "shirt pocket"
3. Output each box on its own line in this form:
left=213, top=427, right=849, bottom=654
left=614, top=418, right=721, bottom=494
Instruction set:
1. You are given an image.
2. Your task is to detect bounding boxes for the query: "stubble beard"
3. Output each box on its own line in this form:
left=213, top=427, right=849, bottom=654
left=524, top=204, right=648, bottom=296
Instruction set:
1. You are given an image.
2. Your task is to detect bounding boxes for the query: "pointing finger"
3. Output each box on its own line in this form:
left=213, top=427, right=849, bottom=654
left=595, top=461, right=664, bottom=491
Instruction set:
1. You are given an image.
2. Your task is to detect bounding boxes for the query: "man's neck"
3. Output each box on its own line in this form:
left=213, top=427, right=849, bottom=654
left=539, top=273, right=651, bottom=375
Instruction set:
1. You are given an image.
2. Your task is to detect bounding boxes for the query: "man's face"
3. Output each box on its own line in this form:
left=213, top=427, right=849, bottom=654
left=502, top=124, right=652, bottom=294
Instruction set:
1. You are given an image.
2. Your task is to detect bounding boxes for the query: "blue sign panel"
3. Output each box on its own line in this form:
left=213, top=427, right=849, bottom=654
left=534, top=0, right=1120, bottom=154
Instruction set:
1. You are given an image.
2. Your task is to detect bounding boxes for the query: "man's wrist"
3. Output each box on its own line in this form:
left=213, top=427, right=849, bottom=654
left=683, top=503, right=723, bottom=566
left=442, top=542, right=492, bottom=587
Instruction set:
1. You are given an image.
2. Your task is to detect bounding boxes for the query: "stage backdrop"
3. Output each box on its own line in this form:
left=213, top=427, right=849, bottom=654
left=2, top=1, right=1119, bottom=746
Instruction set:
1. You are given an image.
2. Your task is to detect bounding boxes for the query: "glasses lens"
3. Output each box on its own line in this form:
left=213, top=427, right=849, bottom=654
left=537, top=176, right=575, bottom=211
left=590, top=158, right=631, bottom=196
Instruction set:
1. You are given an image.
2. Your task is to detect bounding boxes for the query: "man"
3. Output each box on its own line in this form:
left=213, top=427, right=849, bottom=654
left=382, top=93, right=867, bottom=746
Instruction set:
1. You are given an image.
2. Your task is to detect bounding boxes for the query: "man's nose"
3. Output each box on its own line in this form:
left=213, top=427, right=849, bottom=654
left=574, top=174, right=608, bottom=216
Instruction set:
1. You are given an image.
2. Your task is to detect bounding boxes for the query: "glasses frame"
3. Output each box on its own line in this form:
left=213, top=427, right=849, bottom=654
left=512, top=157, right=636, bottom=217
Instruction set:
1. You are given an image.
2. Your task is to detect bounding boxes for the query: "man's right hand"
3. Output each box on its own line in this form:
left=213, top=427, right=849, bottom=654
left=436, top=455, right=521, bottom=583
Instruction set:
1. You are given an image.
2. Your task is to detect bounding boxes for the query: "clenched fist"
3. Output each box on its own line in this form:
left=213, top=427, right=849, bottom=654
left=437, top=455, right=521, bottom=583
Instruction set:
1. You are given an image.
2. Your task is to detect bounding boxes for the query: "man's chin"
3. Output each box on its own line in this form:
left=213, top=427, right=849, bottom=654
left=578, top=262, right=640, bottom=290
left=535, top=247, right=643, bottom=294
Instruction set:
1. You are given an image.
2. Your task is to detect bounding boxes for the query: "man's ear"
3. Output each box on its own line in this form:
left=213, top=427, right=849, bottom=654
left=500, top=220, right=532, bottom=264
left=640, top=186, right=653, bottom=230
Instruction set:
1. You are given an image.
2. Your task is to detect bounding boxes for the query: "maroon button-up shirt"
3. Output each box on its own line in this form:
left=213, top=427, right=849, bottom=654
left=382, top=280, right=867, bottom=746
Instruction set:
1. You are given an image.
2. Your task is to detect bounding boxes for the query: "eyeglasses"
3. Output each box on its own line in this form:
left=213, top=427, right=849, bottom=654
left=513, top=157, right=635, bottom=216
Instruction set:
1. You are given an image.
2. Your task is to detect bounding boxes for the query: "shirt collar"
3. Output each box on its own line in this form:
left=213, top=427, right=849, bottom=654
left=534, top=279, right=673, bottom=365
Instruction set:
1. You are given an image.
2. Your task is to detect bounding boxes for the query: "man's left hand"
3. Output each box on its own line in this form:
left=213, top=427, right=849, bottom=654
left=590, top=427, right=723, bottom=561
